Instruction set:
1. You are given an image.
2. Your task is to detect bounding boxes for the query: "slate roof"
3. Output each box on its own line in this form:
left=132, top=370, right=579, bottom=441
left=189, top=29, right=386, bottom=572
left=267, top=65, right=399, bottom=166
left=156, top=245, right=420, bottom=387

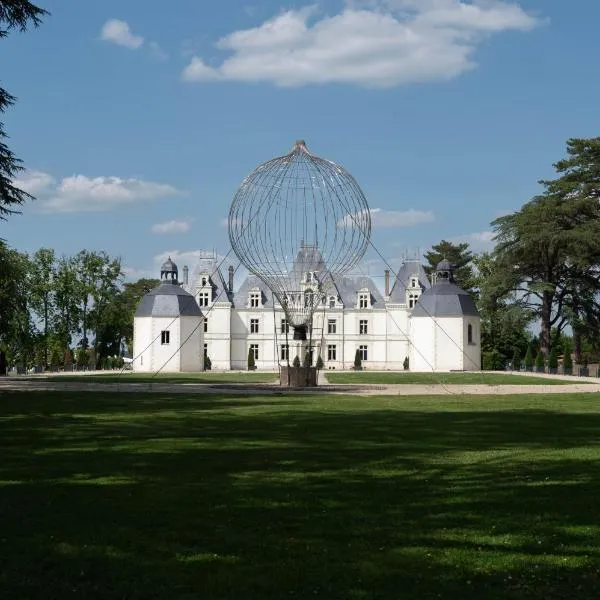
left=411, top=281, right=479, bottom=318
left=234, top=274, right=275, bottom=308
left=135, top=282, right=203, bottom=318
left=388, top=259, right=431, bottom=303
left=185, top=256, right=232, bottom=304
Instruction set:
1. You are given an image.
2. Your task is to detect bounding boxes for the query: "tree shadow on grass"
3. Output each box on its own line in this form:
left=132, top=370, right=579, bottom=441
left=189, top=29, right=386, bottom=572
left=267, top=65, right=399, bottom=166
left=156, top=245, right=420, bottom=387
left=1, top=391, right=600, bottom=599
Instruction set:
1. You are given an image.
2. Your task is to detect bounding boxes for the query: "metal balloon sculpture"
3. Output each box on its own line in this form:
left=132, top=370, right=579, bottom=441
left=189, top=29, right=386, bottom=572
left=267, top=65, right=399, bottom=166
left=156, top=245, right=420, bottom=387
left=229, top=140, right=371, bottom=341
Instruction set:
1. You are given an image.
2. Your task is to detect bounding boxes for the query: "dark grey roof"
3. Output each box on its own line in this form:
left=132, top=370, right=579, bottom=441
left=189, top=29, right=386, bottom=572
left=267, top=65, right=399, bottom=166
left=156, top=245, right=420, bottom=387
left=437, top=259, right=453, bottom=272
left=411, top=281, right=479, bottom=318
left=135, top=283, right=203, bottom=318
left=184, top=257, right=232, bottom=304
left=234, top=275, right=275, bottom=308
left=335, top=275, right=384, bottom=308
left=388, top=259, right=431, bottom=302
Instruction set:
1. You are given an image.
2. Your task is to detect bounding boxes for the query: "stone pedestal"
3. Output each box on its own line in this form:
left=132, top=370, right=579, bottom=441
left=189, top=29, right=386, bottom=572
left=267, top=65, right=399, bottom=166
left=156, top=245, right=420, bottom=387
left=280, top=366, right=318, bottom=387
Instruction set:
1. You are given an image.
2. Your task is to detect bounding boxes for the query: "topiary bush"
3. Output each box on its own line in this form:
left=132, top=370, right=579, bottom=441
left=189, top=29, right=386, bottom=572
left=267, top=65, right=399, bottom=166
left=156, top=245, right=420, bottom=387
left=563, top=344, right=573, bottom=374
left=535, top=350, right=545, bottom=373
left=354, top=349, right=362, bottom=371
left=292, top=355, right=300, bottom=368
left=483, top=350, right=503, bottom=371
left=204, top=355, right=212, bottom=371
left=524, top=343, right=534, bottom=371
left=247, top=347, right=256, bottom=371
left=403, top=356, right=409, bottom=371
left=548, top=347, right=558, bottom=373
left=315, top=355, right=324, bottom=370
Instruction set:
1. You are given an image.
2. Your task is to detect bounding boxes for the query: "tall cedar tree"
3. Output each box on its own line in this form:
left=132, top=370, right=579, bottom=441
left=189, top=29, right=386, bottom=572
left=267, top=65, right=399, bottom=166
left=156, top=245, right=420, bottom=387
left=424, top=240, right=474, bottom=292
left=493, top=138, right=600, bottom=357
left=0, top=1, right=48, bottom=218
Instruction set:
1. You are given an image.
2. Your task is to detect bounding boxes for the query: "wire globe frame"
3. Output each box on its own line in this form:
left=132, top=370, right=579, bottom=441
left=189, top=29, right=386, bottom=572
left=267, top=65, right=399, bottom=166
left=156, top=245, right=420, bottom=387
left=228, top=140, right=371, bottom=338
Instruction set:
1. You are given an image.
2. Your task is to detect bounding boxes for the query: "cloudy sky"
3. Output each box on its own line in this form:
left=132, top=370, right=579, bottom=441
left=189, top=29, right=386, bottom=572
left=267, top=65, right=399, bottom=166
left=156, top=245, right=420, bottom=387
left=1, top=0, right=598, bottom=282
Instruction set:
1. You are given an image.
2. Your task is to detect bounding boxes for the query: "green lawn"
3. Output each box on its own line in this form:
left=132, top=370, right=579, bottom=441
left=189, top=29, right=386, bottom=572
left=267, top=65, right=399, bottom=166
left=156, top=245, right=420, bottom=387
left=43, top=371, right=278, bottom=384
left=2, top=391, right=600, bottom=599
left=325, top=371, right=588, bottom=385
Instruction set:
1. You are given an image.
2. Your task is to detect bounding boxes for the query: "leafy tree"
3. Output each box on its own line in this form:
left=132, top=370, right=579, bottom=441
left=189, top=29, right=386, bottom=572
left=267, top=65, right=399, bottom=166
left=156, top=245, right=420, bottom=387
left=482, top=350, right=503, bottom=371
left=0, top=1, right=48, bottom=219
left=424, top=240, right=474, bottom=291
left=119, top=278, right=159, bottom=351
left=53, top=255, right=81, bottom=349
left=472, top=252, right=532, bottom=363
left=493, top=138, right=600, bottom=356
left=247, top=347, right=255, bottom=370
left=0, top=241, right=34, bottom=364
left=27, top=247, right=56, bottom=364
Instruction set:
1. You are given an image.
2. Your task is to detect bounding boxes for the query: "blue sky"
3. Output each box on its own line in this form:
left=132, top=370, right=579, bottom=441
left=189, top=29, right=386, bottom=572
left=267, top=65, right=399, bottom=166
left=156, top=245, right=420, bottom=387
left=2, top=0, right=599, bottom=284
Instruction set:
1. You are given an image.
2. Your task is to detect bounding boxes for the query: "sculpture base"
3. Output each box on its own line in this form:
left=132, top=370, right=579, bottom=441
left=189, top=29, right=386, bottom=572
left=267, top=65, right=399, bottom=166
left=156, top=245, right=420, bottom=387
left=280, top=366, right=318, bottom=387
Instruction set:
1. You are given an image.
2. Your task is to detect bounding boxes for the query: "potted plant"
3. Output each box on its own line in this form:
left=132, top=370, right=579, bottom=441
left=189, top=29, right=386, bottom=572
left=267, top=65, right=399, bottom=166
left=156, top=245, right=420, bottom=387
left=403, top=356, right=409, bottom=371
left=524, top=343, right=534, bottom=372
left=547, top=347, right=558, bottom=374
left=535, top=350, right=545, bottom=373
left=562, top=345, right=573, bottom=375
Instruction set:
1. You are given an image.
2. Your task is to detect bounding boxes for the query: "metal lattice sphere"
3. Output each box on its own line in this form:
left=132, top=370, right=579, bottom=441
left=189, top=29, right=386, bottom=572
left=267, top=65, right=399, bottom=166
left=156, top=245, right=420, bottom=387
left=229, top=140, right=371, bottom=339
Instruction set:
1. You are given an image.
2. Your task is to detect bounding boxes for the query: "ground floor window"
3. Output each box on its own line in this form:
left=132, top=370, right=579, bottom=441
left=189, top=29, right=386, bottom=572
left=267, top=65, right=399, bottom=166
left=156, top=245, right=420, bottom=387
left=249, top=344, right=259, bottom=360
left=359, top=345, right=368, bottom=361
left=161, top=330, right=170, bottom=345
left=327, top=344, right=337, bottom=361
left=281, top=344, right=289, bottom=360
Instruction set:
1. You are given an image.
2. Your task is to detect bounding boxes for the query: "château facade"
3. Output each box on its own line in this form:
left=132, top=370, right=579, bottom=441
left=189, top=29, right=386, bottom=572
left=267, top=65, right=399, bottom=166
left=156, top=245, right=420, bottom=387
left=132, top=250, right=480, bottom=372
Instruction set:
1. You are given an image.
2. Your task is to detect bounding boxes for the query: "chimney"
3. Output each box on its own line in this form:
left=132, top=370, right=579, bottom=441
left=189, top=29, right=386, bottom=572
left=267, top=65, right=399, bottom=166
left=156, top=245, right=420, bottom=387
left=183, top=265, right=189, bottom=285
left=384, top=269, right=390, bottom=297
left=228, top=265, right=234, bottom=293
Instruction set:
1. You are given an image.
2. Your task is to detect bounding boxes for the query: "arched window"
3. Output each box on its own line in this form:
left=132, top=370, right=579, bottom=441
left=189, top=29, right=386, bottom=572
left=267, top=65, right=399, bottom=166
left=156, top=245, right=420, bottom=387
left=468, top=324, right=473, bottom=344
left=304, top=289, right=314, bottom=308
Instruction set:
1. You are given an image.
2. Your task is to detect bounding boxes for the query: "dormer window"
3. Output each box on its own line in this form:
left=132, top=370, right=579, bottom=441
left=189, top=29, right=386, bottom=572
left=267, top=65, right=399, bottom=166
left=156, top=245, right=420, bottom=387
left=201, top=276, right=208, bottom=286
left=304, top=289, right=314, bottom=308
left=411, top=277, right=418, bottom=288
left=249, top=292, right=261, bottom=308
left=198, top=291, right=210, bottom=307
left=329, top=296, right=336, bottom=309
left=408, top=293, right=419, bottom=309
left=358, top=292, right=370, bottom=309
left=306, top=272, right=313, bottom=283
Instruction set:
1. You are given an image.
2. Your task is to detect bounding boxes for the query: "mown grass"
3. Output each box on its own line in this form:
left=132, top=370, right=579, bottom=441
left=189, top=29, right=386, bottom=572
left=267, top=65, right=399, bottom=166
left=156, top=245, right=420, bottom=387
left=325, top=371, right=588, bottom=385
left=1, top=391, right=600, bottom=599
left=42, top=371, right=278, bottom=384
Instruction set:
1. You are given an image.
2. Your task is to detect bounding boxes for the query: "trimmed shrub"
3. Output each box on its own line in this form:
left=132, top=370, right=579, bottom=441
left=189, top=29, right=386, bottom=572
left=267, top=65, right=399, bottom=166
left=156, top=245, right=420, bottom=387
left=354, top=349, right=362, bottom=371
left=204, top=355, right=212, bottom=371
left=511, top=348, right=521, bottom=371
left=563, top=345, right=573, bottom=374
left=403, top=356, right=409, bottom=371
left=483, top=350, right=503, bottom=371
left=292, top=355, right=300, bottom=368
left=524, top=343, right=534, bottom=371
left=247, top=347, right=256, bottom=370
left=535, top=350, right=545, bottom=372
left=548, top=347, right=558, bottom=371
left=316, top=355, right=324, bottom=370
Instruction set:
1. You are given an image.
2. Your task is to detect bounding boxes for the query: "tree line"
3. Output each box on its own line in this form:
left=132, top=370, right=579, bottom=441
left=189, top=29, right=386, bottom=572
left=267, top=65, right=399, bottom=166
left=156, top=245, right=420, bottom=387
left=0, top=246, right=158, bottom=369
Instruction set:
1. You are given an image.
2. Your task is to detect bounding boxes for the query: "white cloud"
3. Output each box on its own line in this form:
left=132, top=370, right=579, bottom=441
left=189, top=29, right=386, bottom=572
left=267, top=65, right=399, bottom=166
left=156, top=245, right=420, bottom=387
left=182, top=1, right=541, bottom=87
left=149, top=41, right=169, bottom=60
left=101, top=19, right=144, bottom=49
left=339, top=207, right=434, bottom=228
left=18, top=170, right=184, bottom=213
left=151, top=219, right=193, bottom=235
left=12, top=170, right=55, bottom=195
left=449, top=230, right=496, bottom=253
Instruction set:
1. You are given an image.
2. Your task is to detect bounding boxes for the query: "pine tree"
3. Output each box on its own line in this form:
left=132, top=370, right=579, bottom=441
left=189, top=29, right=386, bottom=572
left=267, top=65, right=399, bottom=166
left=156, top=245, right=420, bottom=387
left=511, top=348, right=521, bottom=371
left=524, top=343, right=534, bottom=371
left=548, top=347, right=558, bottom=371
left=0, top=1, right=48, bottom=218
left=535, top=349, right=545, bottom=372
left=563, top=344, right=573, bottom=373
